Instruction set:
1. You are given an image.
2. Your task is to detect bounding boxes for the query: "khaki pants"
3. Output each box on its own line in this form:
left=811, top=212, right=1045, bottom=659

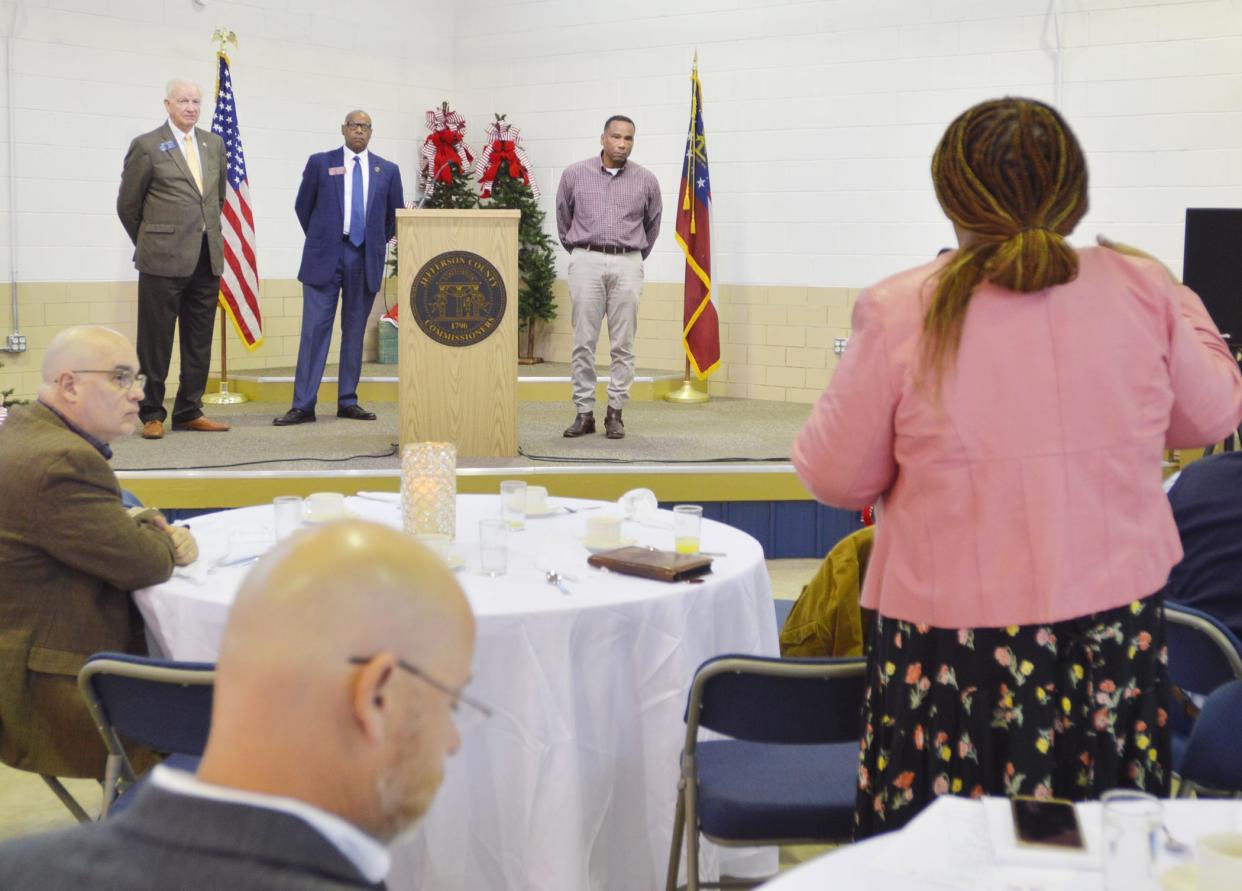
left=567, top=247, right=643, bottom=412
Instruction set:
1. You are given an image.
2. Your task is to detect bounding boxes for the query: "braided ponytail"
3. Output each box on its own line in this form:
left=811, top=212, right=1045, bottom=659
left=922, top=98, right=1088, bottom=385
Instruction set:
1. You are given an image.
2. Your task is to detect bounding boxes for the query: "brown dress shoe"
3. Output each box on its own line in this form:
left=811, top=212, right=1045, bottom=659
left=563, top=412, right=595, bottom=437
left=604, top=407, right=625, bottom=440
left=171, top=416, right=231, bottom=432
left=141, top=419, right=164, bottom=440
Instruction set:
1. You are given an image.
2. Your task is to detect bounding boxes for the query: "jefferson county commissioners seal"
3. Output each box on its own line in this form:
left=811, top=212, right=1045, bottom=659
left=409, top=251, right=507, bottom=347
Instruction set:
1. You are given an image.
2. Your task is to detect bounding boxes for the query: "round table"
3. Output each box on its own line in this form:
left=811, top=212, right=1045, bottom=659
left=135, top=494, right=780, bottom=891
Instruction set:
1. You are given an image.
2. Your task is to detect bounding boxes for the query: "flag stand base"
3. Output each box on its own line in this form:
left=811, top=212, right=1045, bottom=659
left=664, top=379, right=709, bottom=404
left=202, top=381, right=249, bottom=405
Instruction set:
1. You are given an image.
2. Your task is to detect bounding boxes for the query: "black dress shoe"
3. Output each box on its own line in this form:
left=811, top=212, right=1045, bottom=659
left=604, top=407, right=625, bottom=440
left=563, top=412, right=595, bottom=437
left=273, top=408, right=316, bottom=426
left=337, top=404, right=377, bottom=421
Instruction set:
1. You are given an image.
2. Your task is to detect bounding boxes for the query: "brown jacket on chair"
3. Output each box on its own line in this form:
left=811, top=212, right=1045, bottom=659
left=116, top=123, right=227, bottom=277
left=0, top=403, right=175, bottom=778
left=780, top=526, right=876, bottom=658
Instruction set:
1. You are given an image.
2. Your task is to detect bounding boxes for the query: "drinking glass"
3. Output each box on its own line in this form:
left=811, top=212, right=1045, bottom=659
left=479, top=519, right=508, bottom=576
left=673, top=505, right=703, bottom=555
left=273, top=496, right=303, bottom=541
left=1102, top=789, right=1161, bottom=891
left=500, top=480, right=527, bottom=531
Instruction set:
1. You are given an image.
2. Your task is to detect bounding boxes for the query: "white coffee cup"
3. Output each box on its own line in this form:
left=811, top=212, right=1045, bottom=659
left=526, top=485, right=548, bottom=514
left=306, top=492, right=346, bottom=523
left=585, top=515, right=622, bottom=549
left=1199, top=833, right=1242, bottom=889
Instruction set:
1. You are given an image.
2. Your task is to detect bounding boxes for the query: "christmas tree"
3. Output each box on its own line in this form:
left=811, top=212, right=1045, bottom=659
left=486, top=169, right=557, bottom=362
left=419, top=102, right=478, bottom=211
left=476, top=116, right=556, bottom=362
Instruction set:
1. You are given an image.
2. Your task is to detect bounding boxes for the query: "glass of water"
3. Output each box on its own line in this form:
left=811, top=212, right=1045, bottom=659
left=1102, top=789, right=1161, bottom=891
left=500, top=480, right=527, bottom=531
left=273, top=496, right=303, bottom=541
left=478, top=518, right=508, bottom=576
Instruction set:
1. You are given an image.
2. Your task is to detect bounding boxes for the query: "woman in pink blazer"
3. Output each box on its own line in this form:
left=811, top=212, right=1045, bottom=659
left=793, top=97, right=1242, bottom=838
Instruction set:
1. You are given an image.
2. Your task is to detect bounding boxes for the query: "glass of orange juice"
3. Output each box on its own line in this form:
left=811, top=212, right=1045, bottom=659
left=673, top=505, right=703, bottom=555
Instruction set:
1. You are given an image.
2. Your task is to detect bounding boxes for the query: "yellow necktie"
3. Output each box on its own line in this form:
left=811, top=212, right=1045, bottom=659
left=183, top=134, right=203, bottom=193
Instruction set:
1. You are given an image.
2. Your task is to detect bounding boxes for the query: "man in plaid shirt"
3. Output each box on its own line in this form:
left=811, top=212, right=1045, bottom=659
left=555, top=115, right=662, bottom=440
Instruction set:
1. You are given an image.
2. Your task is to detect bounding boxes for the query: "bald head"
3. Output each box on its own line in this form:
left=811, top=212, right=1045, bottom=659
left=218, top=519, right=473, bottom=676
left=199, top=520, right=476, bottom=840
left=39, top=326, right=142, bottom=442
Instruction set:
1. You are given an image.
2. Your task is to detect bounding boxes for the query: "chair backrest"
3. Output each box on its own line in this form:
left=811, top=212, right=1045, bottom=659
left=1179, top=679, right=1242, bottom=795
left=78, top=652, right=215, bottom=759
left=1164, top=602, right=1242, bottom=696
left=684, top=654, right=866, bottom=748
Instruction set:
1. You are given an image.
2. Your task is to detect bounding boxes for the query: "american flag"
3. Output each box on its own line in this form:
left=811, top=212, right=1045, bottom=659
left=211, top=53, right=262, bottom=348
left=675, top=60, right=720, bottom=379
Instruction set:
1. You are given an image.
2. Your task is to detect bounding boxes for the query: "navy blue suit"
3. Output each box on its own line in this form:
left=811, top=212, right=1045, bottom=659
left=1164, top=451, right=1242, bottom=640
left=292, top=147, right=403, bottom=411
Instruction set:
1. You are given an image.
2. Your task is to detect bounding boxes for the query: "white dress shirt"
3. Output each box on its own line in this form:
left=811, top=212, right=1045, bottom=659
left=149, top=764, right=390, bottom=884
left=342, top=146, right=371, bottom=237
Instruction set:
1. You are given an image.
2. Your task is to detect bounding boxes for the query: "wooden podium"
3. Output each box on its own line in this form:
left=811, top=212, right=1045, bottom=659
left=396, top=209, right=520, bottom=457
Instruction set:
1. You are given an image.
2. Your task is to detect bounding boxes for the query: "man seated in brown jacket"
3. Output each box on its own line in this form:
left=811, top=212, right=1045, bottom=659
left=0, top=326, right=197, bottom=782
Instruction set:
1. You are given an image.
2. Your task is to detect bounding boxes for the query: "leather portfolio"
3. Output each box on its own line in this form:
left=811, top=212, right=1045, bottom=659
left=587, top=546, right=713, bottom=582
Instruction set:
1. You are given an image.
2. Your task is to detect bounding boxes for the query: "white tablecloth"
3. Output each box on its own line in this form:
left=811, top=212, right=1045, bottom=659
left=135, top=494, right=780, bottom=891
left=759, top=796, right=1242, bottom=891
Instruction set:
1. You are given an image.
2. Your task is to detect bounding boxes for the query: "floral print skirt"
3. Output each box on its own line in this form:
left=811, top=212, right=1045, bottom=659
left=854, top=594, right=1172, bottom=839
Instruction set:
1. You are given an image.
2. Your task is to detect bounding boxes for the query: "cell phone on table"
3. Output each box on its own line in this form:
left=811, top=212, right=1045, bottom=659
left=1010, top=795, right=1085, bottom=850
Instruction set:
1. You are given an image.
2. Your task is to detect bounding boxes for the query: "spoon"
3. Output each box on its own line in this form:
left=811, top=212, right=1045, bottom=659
left=545, top=570, right=571, bottom=595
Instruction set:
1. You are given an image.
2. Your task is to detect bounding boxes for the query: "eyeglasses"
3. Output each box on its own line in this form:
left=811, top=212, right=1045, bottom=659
left=344, top=122, right=373, bottom=132
left=349, top=656, right=493, bottom=729
left=72, top=368, right=147, bottom=391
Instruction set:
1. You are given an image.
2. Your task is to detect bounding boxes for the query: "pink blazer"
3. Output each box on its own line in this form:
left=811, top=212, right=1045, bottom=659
left=793, top=247, right=1242, bottom=628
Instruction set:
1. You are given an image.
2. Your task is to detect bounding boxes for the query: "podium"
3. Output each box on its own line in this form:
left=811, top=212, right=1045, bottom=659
left=396, top=209, right=520, bottom=457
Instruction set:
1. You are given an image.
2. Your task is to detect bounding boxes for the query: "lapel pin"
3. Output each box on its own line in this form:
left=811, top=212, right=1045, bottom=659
left=373, top=165, right=380, bottom=173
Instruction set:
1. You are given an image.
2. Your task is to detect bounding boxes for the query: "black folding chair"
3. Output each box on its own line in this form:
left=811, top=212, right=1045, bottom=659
left=665, top=654, right=865, bottom=891
left=78, top=652, right=215, bottom=817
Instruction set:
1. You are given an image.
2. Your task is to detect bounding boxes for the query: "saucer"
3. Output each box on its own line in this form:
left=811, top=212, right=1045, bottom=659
left=1158, top=862, right=1197, bottom=891
left=582, top=537, right=635, bottom=554
left=525, top=506, right=560, bottom=518
left=442, top=554, right=466, bottom=571
left=304, top=509, right=356, bottom=525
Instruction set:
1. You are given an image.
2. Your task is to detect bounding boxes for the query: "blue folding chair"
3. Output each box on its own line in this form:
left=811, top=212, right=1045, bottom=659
left=773, top=598, right=795, bottom=632
left=664, top=654, right=865, bottom=891
left=1163, top=602, right=1242, bottom=773
left=77, top=652, right=215, bottom=817
left=1177, top=680, right=1242, bottom=797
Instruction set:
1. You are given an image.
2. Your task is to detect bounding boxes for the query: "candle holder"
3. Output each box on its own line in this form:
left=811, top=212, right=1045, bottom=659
left=401, top=442, right=457, bottom=539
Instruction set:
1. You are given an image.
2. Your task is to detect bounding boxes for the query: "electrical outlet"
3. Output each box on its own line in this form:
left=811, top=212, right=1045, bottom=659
left=5, top=333, right=27, bottom=353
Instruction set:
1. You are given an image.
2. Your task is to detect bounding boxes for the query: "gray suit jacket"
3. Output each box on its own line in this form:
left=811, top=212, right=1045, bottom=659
left=117, top=123, right=227, bottom=277
left=0, top=784, right=386, bottom=890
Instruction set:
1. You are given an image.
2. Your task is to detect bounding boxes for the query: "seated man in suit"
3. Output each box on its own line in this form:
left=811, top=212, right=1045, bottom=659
left=0, top=326, right=197, bottom=782
left=1163, top=450, right=1242, bottom=639
left=0, top=520, right=479, bottom=891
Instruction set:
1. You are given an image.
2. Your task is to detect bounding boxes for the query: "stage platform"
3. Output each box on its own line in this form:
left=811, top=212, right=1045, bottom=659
left=116, top=363, right=859, bottom=558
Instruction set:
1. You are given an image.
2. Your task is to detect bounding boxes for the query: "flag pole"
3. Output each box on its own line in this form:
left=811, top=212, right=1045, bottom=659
left=203, top=27, right=247, bottom=406
left=666, top=50, right=710, bottom=405
left=202, top=311, right=246, bottom=404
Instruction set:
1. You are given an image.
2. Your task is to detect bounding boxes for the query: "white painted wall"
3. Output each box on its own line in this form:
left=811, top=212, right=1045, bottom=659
left=0, top=0, right=454, bottom=283
left=1, top=0, right=1240, bottom=289
left=454, top=0, right=1242, bottom=286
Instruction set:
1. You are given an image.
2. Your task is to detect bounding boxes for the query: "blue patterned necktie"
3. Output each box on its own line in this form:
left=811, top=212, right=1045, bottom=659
left=349, top=156, right=365, bottom=247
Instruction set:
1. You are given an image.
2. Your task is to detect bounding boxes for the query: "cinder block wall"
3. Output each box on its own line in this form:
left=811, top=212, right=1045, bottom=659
left=7, top=1, right=1242, bottom=403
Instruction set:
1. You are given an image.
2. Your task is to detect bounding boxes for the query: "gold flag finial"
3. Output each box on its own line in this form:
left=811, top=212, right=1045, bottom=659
left=211, top=28, right=237, bottom=54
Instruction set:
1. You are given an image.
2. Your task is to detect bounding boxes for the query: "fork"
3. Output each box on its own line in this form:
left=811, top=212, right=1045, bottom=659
left=560, top=505, right=602, bottom=515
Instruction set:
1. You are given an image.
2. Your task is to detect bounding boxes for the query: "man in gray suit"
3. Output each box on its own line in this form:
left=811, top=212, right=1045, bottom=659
left=117, top=79, right=232, bottom=440
left=0, top=521, right=481, bottom=890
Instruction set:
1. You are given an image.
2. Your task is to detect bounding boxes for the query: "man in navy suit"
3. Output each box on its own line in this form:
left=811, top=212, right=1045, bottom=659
left=275, top=110, right=404, bottom=426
